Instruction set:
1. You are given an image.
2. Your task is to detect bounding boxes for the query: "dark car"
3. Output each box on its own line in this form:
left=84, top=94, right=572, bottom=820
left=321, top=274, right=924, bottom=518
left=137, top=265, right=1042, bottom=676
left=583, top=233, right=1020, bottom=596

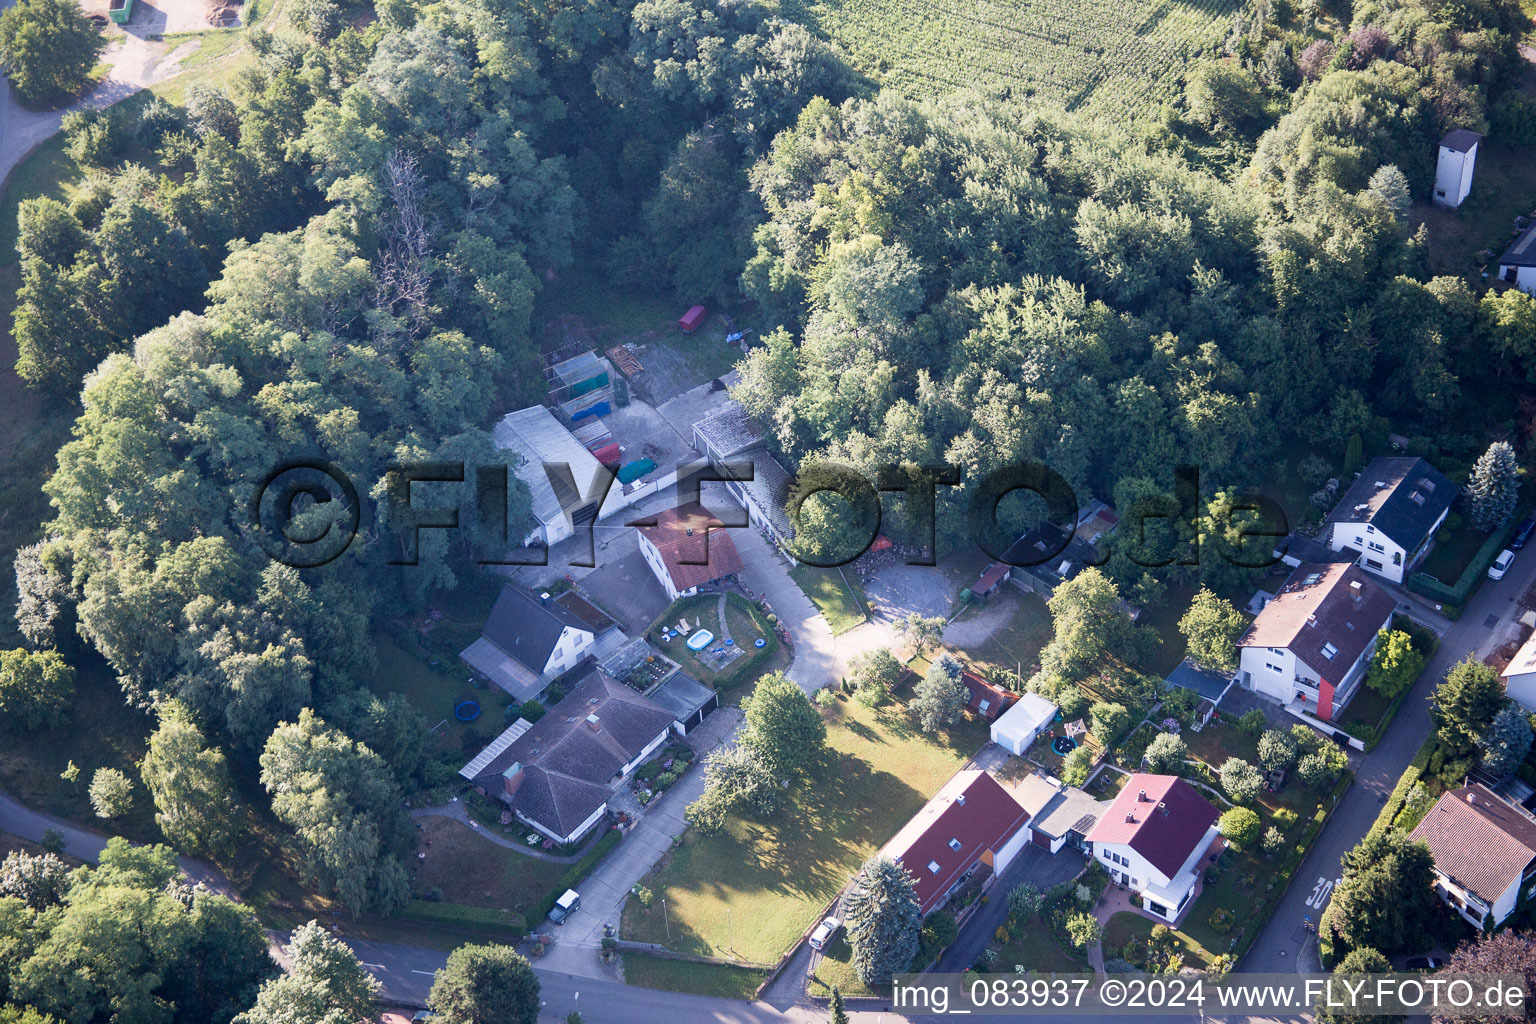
left=1512, top=518, right=1536, bottom=551
left=1406, top=956, right=1443, bottom=970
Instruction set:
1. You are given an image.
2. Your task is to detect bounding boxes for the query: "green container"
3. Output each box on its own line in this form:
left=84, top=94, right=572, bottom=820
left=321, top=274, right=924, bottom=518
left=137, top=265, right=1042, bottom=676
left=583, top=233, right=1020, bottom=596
left=108, top=0, right=133, bottom=23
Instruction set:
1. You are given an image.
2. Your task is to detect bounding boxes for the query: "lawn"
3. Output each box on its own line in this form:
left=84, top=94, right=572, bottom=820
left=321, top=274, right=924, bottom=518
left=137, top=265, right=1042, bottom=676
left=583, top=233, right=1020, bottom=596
left=621, top=687, right=989, bottom=963
left=1128, top=582, right=1200, bottom=678
left=372, top=633, right=498, bottom=757
left=409, top=816, right=570, bottom=923
left=1413, top=139, right=1536, bottom=280
left=649, top=593, right=786, bottom=694
left=789, top=565, right=868, bottom=635
left=1102, top=911, right=1213, bottom=969
left=622, top=953, right=767, bottom=1000
left=947, top=590, right=1054, bottom=678
left=1418, top=524, right=1493, bottom=584
left=808, top=933, right=881, bottom=997
left=991, top=910, right=1089, bottom=973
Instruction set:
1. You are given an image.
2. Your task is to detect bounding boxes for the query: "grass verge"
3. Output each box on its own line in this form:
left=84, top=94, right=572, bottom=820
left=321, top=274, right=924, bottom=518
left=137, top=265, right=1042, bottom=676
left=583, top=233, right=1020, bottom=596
left=622, top=953, right=767, bottom=999
left=788, top=565, right=867, bottom=635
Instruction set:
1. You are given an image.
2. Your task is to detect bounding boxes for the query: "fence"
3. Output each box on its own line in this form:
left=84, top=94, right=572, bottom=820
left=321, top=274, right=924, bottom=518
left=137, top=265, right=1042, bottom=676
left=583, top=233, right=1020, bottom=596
left=1407, top=507, right=1528, bottom=608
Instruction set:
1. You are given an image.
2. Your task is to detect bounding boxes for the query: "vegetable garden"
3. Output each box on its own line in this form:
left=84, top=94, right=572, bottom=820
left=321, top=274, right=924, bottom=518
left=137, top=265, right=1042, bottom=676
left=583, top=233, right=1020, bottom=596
left=784, top=0, right=1241, bottom=118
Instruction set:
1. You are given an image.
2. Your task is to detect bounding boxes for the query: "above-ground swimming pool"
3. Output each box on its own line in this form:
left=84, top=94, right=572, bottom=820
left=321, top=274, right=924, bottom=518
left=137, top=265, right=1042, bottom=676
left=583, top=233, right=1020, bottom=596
left=1052, top=736, right=1076, bottom=756
left=687, top=629, right=715, bottom=651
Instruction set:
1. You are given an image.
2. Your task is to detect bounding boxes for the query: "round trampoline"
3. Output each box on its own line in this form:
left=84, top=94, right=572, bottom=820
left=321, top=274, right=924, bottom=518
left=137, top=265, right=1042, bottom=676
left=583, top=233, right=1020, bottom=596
left=1051, top=735, right=1076, bottom=756
left=454, top=700, right=481, bottom=722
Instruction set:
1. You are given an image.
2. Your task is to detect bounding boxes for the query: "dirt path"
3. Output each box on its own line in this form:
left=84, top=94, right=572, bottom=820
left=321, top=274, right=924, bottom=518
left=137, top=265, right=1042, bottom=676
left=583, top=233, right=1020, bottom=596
left=0, top=31, right=198, bottom=190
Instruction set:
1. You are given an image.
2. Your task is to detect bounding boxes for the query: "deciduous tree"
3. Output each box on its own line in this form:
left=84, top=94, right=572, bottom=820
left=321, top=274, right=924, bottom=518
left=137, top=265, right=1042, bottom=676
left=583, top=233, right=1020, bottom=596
left=1178, top=589, right=1245, bottom=674
left=739, top=672, right=826, bottom=779
left=911, top=654, right=968, bottom=733
left=427, top=944, right=540, bottom=1024
left=0, top=0, right=105, bottom=104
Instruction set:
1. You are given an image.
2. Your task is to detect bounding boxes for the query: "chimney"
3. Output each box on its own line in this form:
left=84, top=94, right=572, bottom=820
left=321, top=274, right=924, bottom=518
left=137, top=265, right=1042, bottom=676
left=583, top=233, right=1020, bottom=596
left=1138, top=789, right=1147, bottom=802
left=686, top=527, right=694, bottom=536
left=540, top=591, right=551, bottom=604
left=1307, top=614, right=1318, bottom=628
left=1159, top=801, right=1168, bottom=815
left=956, top=794, right=966, bottom=806
left=1125, top=813, right=1136, bottom=823
left=586, top=713, right=601, bottom=732
left=1350, top=580, right=1362, bottom=591
left=1468, top=791, right=1477, bottom=805
left=502, top=762, right=524, bottom=797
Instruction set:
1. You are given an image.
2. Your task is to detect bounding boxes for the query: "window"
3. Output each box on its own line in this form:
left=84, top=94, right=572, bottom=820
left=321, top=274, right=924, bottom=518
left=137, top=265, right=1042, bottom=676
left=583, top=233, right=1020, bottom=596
left=1436, top=189, right=1447, bottom=197
left=1366, top=525, right=1375, bottom=534
left=927, top=861, right=941, bottom=874
left=1367, top=541, right=1385, bottom=553
left=1266, top=662, right=1282, bottom=673
left=978, top=699, right=990, bottom=714
left=1366, top=558, right=1383, bottom=569
left=948, top=838, right=962, bottom=852
left=1322, top=643, right=1338, bottom=660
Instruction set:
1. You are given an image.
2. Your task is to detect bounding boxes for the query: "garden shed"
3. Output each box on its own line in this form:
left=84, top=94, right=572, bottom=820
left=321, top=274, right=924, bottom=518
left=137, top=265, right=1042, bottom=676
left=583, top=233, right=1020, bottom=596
left=990, top=692, right=1058, bottom=755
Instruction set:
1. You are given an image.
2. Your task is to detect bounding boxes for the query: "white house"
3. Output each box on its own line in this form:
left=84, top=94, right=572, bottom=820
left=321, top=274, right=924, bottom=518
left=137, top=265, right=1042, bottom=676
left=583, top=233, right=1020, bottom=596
left=1236, top=563, right=1397, bottom=719
left=1434, top=129, right=1480, bottom=208
left=1502, top=630, right=1536, bottom=712
left=493, top=405, right=610, bottom=547
left=1323, top=456, right=1454, bottom=584
left=1087, top=774, right=1221, bottom=923
left=878, top=770, right=1032, bottom=916
left=1410, top=785, right=1536, bottom=930
left=460, top=667, right=678, bottom=844
left=1498, top=222, right=1536, bottom=296
left=990, top=692, right=1058, bottom=755
left=634, top=501, right=745, bottom=601
left=459, top=585, right=597, bottom=702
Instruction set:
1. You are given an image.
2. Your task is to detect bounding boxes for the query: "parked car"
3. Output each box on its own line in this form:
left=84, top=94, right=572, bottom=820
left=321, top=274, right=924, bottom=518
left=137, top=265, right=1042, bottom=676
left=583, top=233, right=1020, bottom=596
left=808, top=916, right=843, bottom=951
left=547, top=888, right=581, bottom=924
left=1512, top=518, right=1536, bottom=550
left=1405, top=956, right=1443, bottom=970
left=1489, top=549, right=1516, bottom=581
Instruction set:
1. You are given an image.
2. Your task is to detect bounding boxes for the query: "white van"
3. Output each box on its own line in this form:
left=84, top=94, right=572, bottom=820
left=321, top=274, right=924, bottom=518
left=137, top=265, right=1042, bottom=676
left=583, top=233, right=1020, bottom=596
left=1489, top=549, right=1515, bottom=582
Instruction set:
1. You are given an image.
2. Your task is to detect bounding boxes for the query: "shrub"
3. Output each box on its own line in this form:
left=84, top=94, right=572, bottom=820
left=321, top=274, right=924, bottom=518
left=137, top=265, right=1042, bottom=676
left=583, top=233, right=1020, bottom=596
left=63, top=108, right=126, bottom=168
left=1235, top=709, right=1267, bottom=737
left=1218, top=807, right=1261, bottom=850
left=1208, top=907, right=1235, bottom=934
left=1007, top=883, right=1042, bottom=921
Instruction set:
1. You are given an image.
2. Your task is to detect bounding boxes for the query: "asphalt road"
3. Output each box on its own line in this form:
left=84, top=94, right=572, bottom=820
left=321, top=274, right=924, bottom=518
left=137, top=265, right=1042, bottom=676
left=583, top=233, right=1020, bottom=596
left=1243, top=548, right=1536, bottom=971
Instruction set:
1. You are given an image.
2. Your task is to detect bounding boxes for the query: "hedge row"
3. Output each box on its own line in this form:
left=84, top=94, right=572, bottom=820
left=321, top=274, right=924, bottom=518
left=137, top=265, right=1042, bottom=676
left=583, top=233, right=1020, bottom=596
left=1367, top=735, right=1438, bottom=841
left=397, top=900, right=527, bottom=935
left=536, top=827, right=623, bottom=920
left=1408, top=508, right=1528, bottom=608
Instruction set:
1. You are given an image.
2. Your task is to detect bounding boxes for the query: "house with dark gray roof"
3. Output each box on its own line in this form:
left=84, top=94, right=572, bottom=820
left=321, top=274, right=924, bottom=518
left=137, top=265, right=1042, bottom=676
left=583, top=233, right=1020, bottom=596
left=1237, top=562, right=1396, bottom=720
left=459, top=585, right=599, bottom=702
left=1323, top=456, right=1455, bottom=584
left=690, top=399, right=796, bottom=547
left=1499, top=222, right=1536, bottom=296
left=460, top=666, right=680, bottom=843
left=1411, top=784, right=1536, bottom=929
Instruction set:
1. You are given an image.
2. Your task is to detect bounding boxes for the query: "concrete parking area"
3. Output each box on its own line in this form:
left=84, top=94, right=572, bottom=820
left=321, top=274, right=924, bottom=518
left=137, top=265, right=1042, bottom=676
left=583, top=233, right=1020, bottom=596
left=863, top=563, right=954, bottom=623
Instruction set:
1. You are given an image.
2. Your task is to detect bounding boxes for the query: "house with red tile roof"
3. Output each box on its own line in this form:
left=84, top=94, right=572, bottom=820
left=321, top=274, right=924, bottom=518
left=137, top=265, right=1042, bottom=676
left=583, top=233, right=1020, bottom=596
left=879, top=770, right=1032, bottom=916
left=960, top=670, right=1016, bottom=721
left=1087, top=774, right=1221, bottom=923
left=634, top=501, right=745, bottom=601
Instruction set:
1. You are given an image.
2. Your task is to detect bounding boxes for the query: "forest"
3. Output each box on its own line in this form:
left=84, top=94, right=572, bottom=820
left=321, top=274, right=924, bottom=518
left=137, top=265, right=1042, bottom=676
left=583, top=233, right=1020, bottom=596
left=0, top=0, right=1534, bottom=1015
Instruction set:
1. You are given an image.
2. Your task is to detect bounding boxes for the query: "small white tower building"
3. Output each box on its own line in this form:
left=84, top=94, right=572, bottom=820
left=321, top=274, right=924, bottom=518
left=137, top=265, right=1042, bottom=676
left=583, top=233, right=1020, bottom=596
left=1433, top=128, right=1480, bottom=209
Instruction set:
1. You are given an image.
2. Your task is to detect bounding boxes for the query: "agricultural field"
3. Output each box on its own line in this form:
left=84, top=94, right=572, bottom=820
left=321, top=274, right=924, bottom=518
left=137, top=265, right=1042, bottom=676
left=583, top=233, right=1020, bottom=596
left=783, top=0, right=1241, bottom=117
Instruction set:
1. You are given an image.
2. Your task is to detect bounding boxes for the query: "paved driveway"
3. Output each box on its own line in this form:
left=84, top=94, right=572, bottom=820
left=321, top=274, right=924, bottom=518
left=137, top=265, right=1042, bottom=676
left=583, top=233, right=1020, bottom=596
left=933, top=843, right=1090, bottom=974
left=729, top=522, right=835, bottom=695
left=862, top=564, right=953, bottom=624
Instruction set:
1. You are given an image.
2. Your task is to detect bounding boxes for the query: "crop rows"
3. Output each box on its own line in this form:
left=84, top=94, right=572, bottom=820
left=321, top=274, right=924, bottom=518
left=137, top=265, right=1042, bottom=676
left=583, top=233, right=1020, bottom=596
left=786, top=0, right=1241, bottom=119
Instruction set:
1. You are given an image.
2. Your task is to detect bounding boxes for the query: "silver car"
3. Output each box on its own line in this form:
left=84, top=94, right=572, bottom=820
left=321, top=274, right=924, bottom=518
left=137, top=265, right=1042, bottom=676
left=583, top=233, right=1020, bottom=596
left=808, top=916, right=843, bottom=951
left=1489, top=549, right=1515, bottom=581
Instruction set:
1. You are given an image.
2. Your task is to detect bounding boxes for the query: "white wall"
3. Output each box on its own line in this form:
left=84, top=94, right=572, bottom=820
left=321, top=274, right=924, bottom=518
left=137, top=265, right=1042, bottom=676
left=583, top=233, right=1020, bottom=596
left=544, top=625, right=596, bottom=676
left=1500, top=265, right=1536, bottom=296
left=1506, top=670, right=1536, bottom=713
left=1239, top=646, right=1300, bottom=704
left=522, top=801, right=609, bottom=845
left=1329, top=522, right=1408, bottom=584
left=620, top=729, right=670, bottom=779
left=1434, top=146, right=1475, bottom=208
left=636, top=532, right=683, bottom=601
left=993, top=824, right=1032, bottom=876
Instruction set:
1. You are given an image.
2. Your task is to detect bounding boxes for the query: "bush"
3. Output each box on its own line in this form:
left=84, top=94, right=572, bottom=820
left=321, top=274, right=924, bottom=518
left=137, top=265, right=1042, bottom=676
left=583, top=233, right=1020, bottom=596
left=1208, top=907, right=1235, bottom=934
left=1235, top=709, right=1267, bottom=737
left=1061, top=745, right=1095, bottom=786
left=519, top=700, right=546, bottom=722
left=63, top=108, right=126, bottom=167
left=921, top=910, right=958, bottom=954
left=1218, top=807, right=1261, bottom=850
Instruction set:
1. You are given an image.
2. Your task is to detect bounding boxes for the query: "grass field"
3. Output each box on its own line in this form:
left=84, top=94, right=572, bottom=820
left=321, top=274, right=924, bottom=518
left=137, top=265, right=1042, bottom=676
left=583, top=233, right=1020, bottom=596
left=622, top=953, right=768, bottom=1000
left=783, top=0, right=1240, bottom=118
left=1102, top=911, right=1213, bottom=968
left=789, top=565, right=868, bottom=635
left=621, top=687, right=989, bottom=963
left=992, top=910, right=1089, bottom=973
left=410, top=816, right=570, bottom=921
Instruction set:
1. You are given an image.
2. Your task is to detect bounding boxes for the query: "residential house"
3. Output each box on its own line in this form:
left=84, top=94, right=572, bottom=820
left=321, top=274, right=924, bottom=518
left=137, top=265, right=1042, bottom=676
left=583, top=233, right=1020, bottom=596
left=961, top=670, right=1016, bottom=721
left=1433, top=129, right=1480, bottom=209
left=997, top=500, right=1117, bottom=597
left=1323, top=456, right=1455, bottom=584
left=460, top=585, right=598, bottom=702
left=635, top=501, right=745, bottom=602
left=1410, top=784, right=1536, bottom=929
left=1087, top=774, right=1221, bottom=923
left=878, top=770, right=1032, bottom=916
left=692, top=403, right=796, bottom=547
left=493, top=405, right=609, bottom=547
left=1009, top=774, right=1108, bottom=854
left=990, top=692, right=1059, bottom=755
left=1502, top=631, right=1536, bottom=712
left=1236, top=563, right=1397, bottom=719
left=1499, top=222, right=1536, bottom=296
left=459, top=667, right=678, bottom=844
